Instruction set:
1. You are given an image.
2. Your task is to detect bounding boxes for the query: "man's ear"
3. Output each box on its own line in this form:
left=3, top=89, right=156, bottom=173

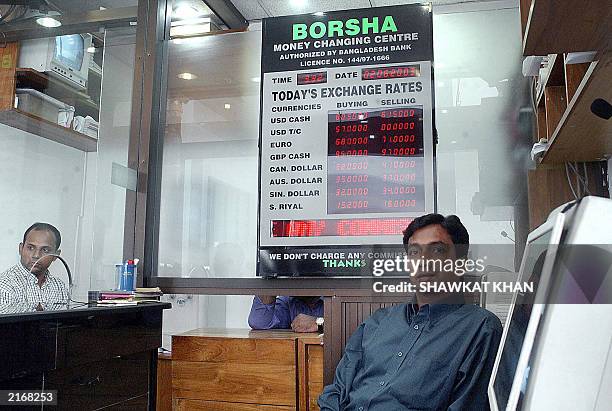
left=56, top=249, right=61, bottom=256
left=19, top=243, right=23, bottom=254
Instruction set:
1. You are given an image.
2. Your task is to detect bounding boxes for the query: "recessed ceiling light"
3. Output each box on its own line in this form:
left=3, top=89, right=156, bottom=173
left=177, top=72, right=197, bottom=80
left=251, top=77, right=261, bottom=83
left=86, top=46, right=96, bottom=53
left=291, top=0, right=307, bottom=8
left=450, top=140, right=457, bottom=144
left=36, top=17, right=61, bottom=28
left=224, top=103, right=231, bottom=110
left=441, top=109, right=448, bottom=114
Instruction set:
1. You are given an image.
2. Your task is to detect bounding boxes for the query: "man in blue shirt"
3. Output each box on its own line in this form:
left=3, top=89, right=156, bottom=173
left=319, top=214, right=502, bottom=410
left=248, top=295, right=324, bottom=332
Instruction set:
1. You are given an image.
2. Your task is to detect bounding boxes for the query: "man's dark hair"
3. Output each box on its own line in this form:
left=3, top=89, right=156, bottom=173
left=403, top=214, right=469, bottom=258
left=22, top=223, right=61, bottom=250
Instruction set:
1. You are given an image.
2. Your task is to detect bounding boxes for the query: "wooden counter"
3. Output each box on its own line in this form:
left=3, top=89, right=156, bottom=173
left=0, top=302, right=170, bottom=410
left=171, top=328, right=324, bottom=410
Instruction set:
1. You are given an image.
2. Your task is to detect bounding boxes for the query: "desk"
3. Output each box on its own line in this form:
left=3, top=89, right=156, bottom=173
left=172, top=328, right=324, bottom=410
left=0, top=302, right=170, bottom=410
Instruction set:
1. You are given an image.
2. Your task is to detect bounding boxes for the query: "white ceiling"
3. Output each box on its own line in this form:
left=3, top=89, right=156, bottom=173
left=229, top=0, right=495, bottom=20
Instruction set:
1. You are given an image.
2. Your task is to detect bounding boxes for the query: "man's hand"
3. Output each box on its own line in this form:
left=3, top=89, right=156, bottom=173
left=291, top=313, right=318, bottom=332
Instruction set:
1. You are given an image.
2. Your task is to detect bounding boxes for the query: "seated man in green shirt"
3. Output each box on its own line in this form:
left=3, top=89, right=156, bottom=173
left=319, top=214, right=502, bottom=411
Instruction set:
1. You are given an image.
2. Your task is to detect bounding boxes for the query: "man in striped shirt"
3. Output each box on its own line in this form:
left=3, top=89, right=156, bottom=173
left=0, top=223, right=68, bottom=312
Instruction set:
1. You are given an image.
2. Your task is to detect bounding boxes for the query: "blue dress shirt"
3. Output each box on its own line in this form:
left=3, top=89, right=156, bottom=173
left=318, top=303, right=502, bottom=411
left=248, top=296, right=324, bottom=329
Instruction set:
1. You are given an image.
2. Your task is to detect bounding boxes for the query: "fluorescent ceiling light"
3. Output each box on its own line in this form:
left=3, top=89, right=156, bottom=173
left=170, top=22, right=211, bottom=37
left=36, top=17, right=61, bottom=28
left=174, top=3, right=201, bottom=20
left=177, top=72, right=197, bottom=80
left=314, top=12, right=324, bottom=16
left=170, top=16, right=212, bottom=37
left=171, top=16, right=211, bottom=26
left=224, top=103, right=231, bottom=110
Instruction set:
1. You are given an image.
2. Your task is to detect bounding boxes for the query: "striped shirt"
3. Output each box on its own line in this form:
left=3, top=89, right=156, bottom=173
left=0, top=263, right=68, bottom=312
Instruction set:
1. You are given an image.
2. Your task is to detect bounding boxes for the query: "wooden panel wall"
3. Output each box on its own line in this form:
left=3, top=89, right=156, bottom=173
left=0, top=43, right=18, bottom=111
left=298, top=337, right=324, bottom=411
left=156, top=353, right=172, bottom=411
left=172, top=332, right=297, bottom=408
left=544, top=86, right=567, bottom=137
left=528, top=162, right=609, bottom=230
left=323, top=296, right=407, bottom=385
left=564, top=60, right=590, bottom=102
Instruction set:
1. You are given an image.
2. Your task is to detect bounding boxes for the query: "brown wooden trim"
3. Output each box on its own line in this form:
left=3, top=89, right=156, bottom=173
left=125, top=0, right=171, bottom=286
left=171, top=27, right=247, bottom=41
left=201, top=0, right=249, bottom=30
left=563, top=59, right=590, bottom=104
left=124, top=0, right=152, bottom=276
left=0, top=42, right=18, bottom=111
left=322, top=297, right=333, bottom=386
left=0, top=109, right=97, bottom=152
left=151, top=277, right=419, bottom=297
left=297, top=336, right=324, bottom=411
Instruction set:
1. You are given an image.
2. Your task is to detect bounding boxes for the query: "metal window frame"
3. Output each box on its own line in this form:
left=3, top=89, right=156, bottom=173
left=130, top=0, right=375, bottom=295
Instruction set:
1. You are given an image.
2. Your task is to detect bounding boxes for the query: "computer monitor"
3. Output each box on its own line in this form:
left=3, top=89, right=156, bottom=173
left=54, top=34, right=85, bottom=73
left=18, top=34, right=92, bottom=90
left=517, top=196, right=612, bottom=410
left=488, top=212, right=565, bottom=411
left=489, top=196, right=612, bottom=410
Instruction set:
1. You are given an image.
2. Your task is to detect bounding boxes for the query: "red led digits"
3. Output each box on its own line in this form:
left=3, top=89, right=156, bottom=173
left=328, top=107, right=425, bottom=214
left=381, top=147, right=417, bottom=156
left=380, top=122, right=416, bottom=131
left=381, top=109, right=416, bottom=118
left=336, top=174, right=369, bottom=183
left=383, top=173, right=417, bottom=182
left=335, top=112, right=369, bottom=121
left=335, top=124, right=369, bottom=133
left=335, top=161, right=368, bottom=170
left=335, top=149, right=368, bottom=156
left=271, top=218, right=414, bottom=237
left=383, top=160, right=416, bottom=169
left=271, top=220, right=326, bottom=237
left=361, top=65, right=420, bottom=81
left=297, top=71, right=327, bottom=85
left=384, top=200, right=417, bottom=208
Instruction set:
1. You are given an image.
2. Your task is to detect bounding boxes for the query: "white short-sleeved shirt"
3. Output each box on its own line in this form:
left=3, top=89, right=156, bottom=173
left=0, top=263, right=68, bottom=312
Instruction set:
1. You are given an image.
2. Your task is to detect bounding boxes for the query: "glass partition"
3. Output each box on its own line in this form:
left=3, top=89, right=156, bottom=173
left=0, top=2, right=143, bottom=303
left=154, top=1, right=529, bottom=281
left=157, top=30, right=261, bottom=279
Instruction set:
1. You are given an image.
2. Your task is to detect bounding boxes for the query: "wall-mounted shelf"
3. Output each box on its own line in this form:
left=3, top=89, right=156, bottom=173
left=522, top=0, right=611, bottom=55
left=0, top=109, right=98, bottom=152
left=15, top=68, right=99, bottom=118
left=535, top=54, right=564, bottom=106
left=0, top=43, right=99, bottom=153
left=534, top=54, right=568, bottom=144
left=541, top=53, right=612, bottom=163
